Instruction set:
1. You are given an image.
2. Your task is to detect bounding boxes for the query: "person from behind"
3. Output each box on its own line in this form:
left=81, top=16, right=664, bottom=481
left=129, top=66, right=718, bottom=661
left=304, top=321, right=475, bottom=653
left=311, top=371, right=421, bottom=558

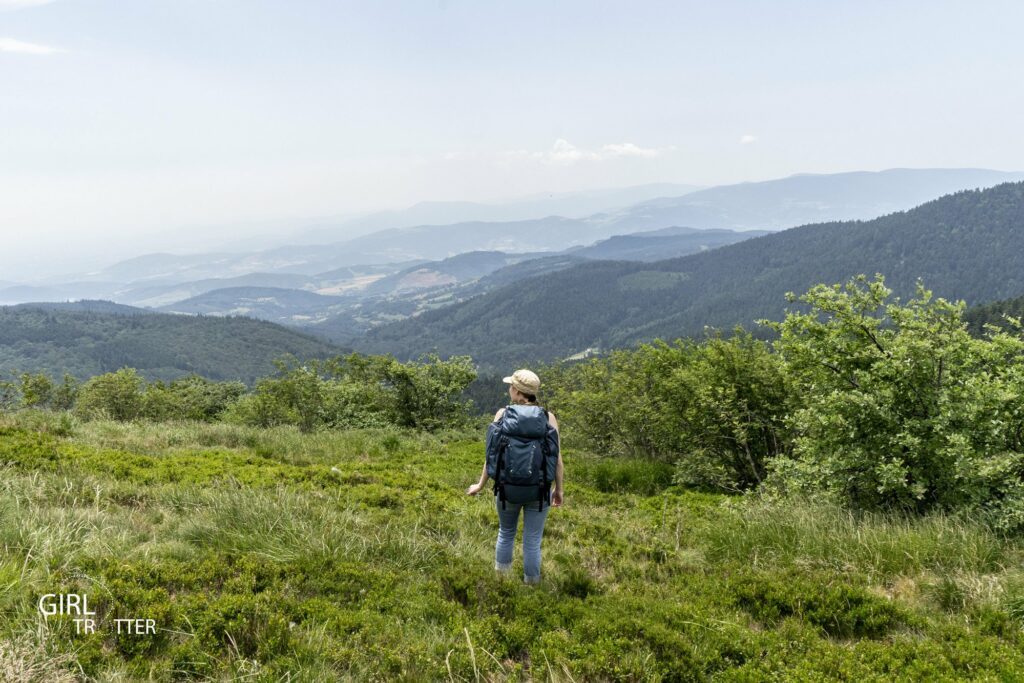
left=466, top=369, right=563, bottom=585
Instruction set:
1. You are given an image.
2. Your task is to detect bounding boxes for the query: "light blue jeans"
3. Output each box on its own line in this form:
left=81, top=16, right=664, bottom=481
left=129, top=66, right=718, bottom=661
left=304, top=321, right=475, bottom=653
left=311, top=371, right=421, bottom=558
left=494, top=494, right=550, bottom=584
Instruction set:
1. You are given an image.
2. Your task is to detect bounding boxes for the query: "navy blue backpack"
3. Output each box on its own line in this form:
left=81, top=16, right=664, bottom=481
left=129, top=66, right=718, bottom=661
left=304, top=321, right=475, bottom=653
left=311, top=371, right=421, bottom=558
left=486, top=404, right=560, bottom=511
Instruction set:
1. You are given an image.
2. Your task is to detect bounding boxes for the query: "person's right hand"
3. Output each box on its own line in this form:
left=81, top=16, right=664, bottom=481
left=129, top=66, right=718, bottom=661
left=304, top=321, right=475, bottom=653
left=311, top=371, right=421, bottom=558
left=551, top=489, right=563, bottom=507
left=466, top=483, right=484, bottom=496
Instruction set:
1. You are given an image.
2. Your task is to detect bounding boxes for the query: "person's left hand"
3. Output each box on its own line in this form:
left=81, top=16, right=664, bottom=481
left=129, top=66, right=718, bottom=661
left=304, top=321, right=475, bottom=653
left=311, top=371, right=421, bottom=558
left=466, top=483, right=485, bottom=496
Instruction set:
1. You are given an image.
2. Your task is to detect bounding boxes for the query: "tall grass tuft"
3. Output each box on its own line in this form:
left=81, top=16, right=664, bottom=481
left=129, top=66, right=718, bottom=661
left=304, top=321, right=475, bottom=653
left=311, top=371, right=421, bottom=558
left=697, top=496, right=1015, bottom=578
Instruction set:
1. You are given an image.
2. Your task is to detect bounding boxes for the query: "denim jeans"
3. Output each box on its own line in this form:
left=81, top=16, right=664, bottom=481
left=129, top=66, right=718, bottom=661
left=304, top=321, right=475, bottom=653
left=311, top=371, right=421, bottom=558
left=494, top=494, right=550, bottom=584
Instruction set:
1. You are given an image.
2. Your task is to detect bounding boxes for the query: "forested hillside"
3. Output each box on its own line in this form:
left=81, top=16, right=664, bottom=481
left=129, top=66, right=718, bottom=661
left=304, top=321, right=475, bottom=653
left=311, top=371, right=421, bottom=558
left=0, top=304, right=344, bottom=383
left=565, top=226, right=769, bottom=261
left=965, top=293, right=1024, bottom=334
left=360, top=182, right=1024, bottom=368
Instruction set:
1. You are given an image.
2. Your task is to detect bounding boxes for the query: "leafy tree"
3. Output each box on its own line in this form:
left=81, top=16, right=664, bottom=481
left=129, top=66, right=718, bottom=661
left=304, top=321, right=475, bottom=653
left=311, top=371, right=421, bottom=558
left=544, top=332, right=792, bottom=491
left=142, top=375, right=246, bottom=422
left=764, top=275, right=1024, bottom=530
left=0, top=378, right=18, bottom=411
left=222, top=353, right=476, bottom=432
left=75, top=368, right=145, bottom=421
left=18, top=372, right=54, bottom=409
left=52, top=373, right=79, bottom=411
left=221, top=389, right=298, bottom=429
left=355, top=353, right=477, bottom=430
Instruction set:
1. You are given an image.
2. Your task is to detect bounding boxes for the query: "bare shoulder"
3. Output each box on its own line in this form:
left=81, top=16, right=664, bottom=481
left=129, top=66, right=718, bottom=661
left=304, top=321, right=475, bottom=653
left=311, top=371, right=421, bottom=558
left=546, top=410, right=559, bottom=430
left=493, top=407, right=506, bottom=422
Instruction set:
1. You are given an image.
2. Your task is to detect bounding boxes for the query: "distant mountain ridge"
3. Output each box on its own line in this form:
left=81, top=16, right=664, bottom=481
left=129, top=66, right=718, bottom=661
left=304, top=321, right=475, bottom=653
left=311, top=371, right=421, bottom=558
left=596, top=167, right=1024, bottom=232
left=39, top=168, right=1020, bottom=293
left=154, top=227, right=767, bottom=340
left=357, top=182, right=1024, bottom=368
left=291, top=183, right=702, bottom=243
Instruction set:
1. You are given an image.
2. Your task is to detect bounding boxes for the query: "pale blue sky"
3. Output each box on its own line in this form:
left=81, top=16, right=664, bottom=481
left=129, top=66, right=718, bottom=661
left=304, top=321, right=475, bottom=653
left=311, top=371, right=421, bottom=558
left=2, top=0, right=1023, bottom=277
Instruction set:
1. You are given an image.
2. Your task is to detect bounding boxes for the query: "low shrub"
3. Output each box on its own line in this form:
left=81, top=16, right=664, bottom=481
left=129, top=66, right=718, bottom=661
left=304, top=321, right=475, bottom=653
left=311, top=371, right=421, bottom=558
left=731, top=569, right=913, bottom=639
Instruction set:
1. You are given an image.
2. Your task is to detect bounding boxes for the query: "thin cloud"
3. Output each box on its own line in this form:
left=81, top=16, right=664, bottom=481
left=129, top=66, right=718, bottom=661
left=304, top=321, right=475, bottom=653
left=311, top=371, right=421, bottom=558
left=740, top=134, right=757, bottom=144
left=505, top=139, right=666, bottom=165
left=601, top=142, right=661, bottom=159
left=548, top=139, right=601, bottom=164
left=0, top=37, right=64, bottom=54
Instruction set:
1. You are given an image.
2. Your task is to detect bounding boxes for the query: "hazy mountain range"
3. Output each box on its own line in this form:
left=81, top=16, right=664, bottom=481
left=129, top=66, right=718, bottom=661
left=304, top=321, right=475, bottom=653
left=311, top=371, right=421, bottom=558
left=5, top=168, right=1024, bottom=381
left=8, top=168, right=1016, bottom=296
left=358, top=181, right=1024, bottom=368
left=594, top=167, right=1024, bottom=232
left=155, top=228, right=769, bottom=336
left=290, top=182, right=703, bottom=244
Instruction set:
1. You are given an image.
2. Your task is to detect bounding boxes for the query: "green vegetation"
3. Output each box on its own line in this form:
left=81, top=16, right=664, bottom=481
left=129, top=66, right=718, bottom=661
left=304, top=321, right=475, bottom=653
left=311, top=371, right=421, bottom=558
left=5, top=270, right=1024, bottom=678
left=0, top=305, right=345, bottom=384
left=764, top=277, right=1024, bottom=529
left=543, top=331, right=790, bottom=493
left=542, top=274, right=1024, bottom=533
left=965, top=292, right=1024, bottom=334
left=3, top=413, right=1024, bottom=679
left=224, top=353, right=477, bottom=432
left=4, top=353, right=476, bottom=436
left=361, top=181, right=1024, bottom=368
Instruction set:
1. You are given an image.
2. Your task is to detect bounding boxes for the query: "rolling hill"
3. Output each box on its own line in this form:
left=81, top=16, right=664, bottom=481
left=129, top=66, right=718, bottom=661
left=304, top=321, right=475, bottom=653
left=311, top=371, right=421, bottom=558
left=295, top=228, right=765, bottom=343
left=117, top=272, right=322, bottom=308
left=357, top=182, right=1024, bottom=368
left=0, top=303, right=346, bottom=383
left=158, top=287, right=348, bottom=323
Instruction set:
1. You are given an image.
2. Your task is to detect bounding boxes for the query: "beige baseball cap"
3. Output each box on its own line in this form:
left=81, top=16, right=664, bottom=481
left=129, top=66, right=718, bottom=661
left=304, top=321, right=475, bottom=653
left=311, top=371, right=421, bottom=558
left=503, top=369, right=540, bottom=395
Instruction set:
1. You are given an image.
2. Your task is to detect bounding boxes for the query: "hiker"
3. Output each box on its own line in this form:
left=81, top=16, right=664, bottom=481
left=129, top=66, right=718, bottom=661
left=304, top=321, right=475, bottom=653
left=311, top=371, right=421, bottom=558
left=466, top=369, right=564, bottom=585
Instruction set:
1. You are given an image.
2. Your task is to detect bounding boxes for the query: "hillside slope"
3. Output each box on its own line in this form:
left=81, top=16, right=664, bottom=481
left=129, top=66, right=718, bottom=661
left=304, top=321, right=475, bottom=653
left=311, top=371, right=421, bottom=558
left=359, top=182, right=1024, bottom=368
left=158, top=287, right=348, bottom=323
left=0, top=304, right=345, bottom=383
left=568, top=227, right=770, bottom=261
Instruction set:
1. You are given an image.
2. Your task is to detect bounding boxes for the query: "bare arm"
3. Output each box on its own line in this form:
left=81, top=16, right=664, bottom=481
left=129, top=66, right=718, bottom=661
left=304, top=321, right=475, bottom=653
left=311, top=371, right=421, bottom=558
left=466, top=408, right=505, bottom=494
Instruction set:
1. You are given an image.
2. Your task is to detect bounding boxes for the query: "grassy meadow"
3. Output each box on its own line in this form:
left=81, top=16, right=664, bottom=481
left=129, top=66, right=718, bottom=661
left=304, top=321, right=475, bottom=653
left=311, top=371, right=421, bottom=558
left=2, top=410, right=1024, bottom=681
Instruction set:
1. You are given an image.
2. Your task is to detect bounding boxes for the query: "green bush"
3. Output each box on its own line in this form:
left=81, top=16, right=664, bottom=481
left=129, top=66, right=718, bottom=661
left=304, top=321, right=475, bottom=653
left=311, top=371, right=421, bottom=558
left=0, top=372, right=77, bottom=411
left=764, top=275, right=1024, bottom=531
left=545, top=331, right=792, bottom=491
left=224, top=353, right=476, bottom=433
left=18, top=372, right=54, bottom=408
left=731, top=569, right=912, bottom=639
left=141, top=375, right=245, bottom=422
left=345, top=352, right=477, bottom=430
left=74, top=368, right=144, bottom=421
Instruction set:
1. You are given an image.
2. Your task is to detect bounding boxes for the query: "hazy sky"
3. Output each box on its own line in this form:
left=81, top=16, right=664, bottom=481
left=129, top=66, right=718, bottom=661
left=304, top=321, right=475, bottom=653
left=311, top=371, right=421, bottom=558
left=2, top=0, right=1024, bottom=279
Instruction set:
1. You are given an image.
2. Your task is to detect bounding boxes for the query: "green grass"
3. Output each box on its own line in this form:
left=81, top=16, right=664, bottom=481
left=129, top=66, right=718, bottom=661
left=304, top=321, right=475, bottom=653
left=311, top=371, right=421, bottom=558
left=3, top=410, right=1024, bottom=681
